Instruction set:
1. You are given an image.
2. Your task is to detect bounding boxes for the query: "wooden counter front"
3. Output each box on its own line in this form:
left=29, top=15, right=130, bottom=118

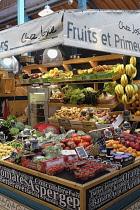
left=0, top=158, right=140, bottom=210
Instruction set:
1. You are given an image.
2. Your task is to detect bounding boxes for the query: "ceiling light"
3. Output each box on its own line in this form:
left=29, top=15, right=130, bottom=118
left=38, top=5, right=54, bottom=17
left=47, top=49, right=58, bottom=58
left=3, top=58, right=12, bottom=66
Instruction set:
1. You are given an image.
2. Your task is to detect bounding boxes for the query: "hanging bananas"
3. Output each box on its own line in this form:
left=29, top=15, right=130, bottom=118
left=115, top=84, right=124, bottom=95
left=125, top=84, right=134, bottom=98
left=125, top=64, right=136, bottom=77
left=116, top=64, right=125, bottom=75
left=121, top=94, right=136, bottom=104
left=130, top=56, right=136, bottom=67
left=120, top=74, right=128, bottom=87
left=132, top=84, right=138, bottom=94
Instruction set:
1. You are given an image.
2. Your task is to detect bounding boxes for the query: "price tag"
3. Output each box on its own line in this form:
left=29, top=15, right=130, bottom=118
left=104, top=130, right=113, bottom=139
left=32, top=83, right=39, bottom=87
left=122, top=121, right=131, bottom=130
left=58, top=118, right=71, bottom=127
left=130, top=122, right=138, bottom=134
left=86, top=75, right=90, bottom=80
left=75, top=146, right=88, bottom=158
left=23, top=129, right=31, bottom=136
left=43, top=82, right=50, bottom=86
left=96, top=137, right=106, bottom=152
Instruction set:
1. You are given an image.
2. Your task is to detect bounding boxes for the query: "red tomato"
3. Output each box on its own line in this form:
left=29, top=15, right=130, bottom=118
left=82, top=141, right=90, bottom=148
left=72, top=133, right=79, bottom=138
left=73, top=138, right=81, bottom=145
left=77, top=142, right=85, bottom=147
left=67, top=140, right=75, bottom=147
left=81, top=135, right=92, bottom=142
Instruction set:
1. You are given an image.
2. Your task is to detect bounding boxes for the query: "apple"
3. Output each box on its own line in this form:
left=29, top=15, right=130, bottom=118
left=135, top=143, right=140, bottom=151
left=120, top=139, right=125, bottom=145
left=135, top=139, right=140, bottom=144
left=129, top=137, right=135, bottom=142
left=130, top=142, right=135, bottom=149
left=125, top=141, right=130, bottom=147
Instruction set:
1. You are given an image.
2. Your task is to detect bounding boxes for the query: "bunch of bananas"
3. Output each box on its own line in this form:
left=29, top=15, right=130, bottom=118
left=125, top=64, right=137, bottom=79
left=116, top=64, right=125, bottom=75
left=130, top=56, right=136, bottom=67
left=115, top=56, right=138, bottom=104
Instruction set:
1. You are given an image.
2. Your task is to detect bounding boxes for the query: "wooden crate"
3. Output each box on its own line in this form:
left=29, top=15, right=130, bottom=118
left=19, top=56, right=34, bottom=63
left=48, top=118, right=59, bottom=127
left=129, top=115, right=140, bottom=121
left=0, top=78, right=15, bottom=93
left=70, top=120, right=83, bottom=129
left=82, top=121, right=96, bottom=131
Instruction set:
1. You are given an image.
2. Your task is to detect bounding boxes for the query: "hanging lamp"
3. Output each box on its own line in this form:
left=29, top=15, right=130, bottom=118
left=38, top=1, right=54, bottom=17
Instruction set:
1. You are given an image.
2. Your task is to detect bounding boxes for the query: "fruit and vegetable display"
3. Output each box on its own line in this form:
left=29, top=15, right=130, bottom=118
left=0, top=143, right=14, bottom=159
left=49, top=106, right=108, bottom=121
left=115, top=57, right=139, bottom=105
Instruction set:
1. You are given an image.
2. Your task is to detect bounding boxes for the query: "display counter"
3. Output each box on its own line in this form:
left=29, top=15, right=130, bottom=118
left=0, top=158, right=139, bottom=210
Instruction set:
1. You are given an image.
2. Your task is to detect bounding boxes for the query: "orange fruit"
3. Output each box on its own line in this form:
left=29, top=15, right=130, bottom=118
left=113, top=144, right=118, bottom=149
left=132, top=153, right=137, bottom=157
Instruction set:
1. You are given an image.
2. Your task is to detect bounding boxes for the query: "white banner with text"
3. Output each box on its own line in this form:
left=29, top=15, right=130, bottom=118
left=0, top=11, right=63, bottom=58
left=63, top=10, right=140, bottom=57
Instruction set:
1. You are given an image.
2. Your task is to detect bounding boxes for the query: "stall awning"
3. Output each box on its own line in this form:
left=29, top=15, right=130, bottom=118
left=1, top=9, right=140, bottom=58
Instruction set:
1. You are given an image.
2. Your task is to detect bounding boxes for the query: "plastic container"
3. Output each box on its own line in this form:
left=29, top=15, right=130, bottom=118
left=114, top=156, right=123, bottom=163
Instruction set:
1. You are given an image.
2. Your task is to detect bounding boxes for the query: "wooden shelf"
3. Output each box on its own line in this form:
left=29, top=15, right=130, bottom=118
left=48, top=100, right=119, bottom=109
left=20, top=53, right=124, bottom=73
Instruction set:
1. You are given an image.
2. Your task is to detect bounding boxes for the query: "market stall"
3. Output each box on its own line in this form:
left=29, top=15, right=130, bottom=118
left=0, top=9, right=140, bottom=210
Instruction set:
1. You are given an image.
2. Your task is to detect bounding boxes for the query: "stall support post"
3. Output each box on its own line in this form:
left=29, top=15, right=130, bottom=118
left=78, top=0, right=87, bottom=9
left=18, top=0, right=30, bottom=25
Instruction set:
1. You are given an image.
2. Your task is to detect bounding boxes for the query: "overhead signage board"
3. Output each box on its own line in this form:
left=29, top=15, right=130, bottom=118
left=63, top=10, right=140, bottom=57
left=0, top=11, right=63, bottom=58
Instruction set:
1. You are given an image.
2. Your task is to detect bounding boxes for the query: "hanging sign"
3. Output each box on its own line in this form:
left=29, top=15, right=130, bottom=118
left=0, top=11, right=63, bottom=58
left=64, top=10, right=140, bottom=57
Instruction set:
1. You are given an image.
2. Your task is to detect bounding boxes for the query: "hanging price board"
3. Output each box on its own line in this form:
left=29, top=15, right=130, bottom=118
left=129, top=122, right=138, bottom=134
left=96, top=137, right=106, bottom=152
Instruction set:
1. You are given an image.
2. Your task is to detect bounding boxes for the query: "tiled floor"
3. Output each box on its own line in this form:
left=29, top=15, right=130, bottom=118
left=0, top=194, right=32, bottom=210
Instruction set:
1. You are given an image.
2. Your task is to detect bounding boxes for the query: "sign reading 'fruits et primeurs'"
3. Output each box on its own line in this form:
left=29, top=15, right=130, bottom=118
left=0, top=165, right=80, bottom=210
left=86, top=166, right=140, bottom=210
left=64, top=10, right=140, bottom=57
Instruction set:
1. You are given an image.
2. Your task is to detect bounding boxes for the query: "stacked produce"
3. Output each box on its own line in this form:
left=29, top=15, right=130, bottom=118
left=60, top=133, right=92, bottom=150
left=115, top=57, right=138, bottom=104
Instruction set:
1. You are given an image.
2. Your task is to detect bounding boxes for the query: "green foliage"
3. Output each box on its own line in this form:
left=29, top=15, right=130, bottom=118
left=2, top=115, right=17, bottom=128
left=9, top=127, right=20, bottom=136
left=104, top=82, right=117, bottom=95
left=15, top=122, right=25, bottom=131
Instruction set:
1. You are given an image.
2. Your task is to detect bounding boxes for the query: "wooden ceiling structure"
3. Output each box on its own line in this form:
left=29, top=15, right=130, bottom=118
left=0, top=0, right=140, bottom=31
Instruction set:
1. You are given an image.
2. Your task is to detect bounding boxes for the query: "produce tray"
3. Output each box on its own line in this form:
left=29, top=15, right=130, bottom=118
left=21, top=154, right=67, bottom=173
left=29, top=78, right=42, bottom=83
left=82, top=74, right=97, bottom=80
left=97, top=95, right=117, bottom=104
left=82, top=121, right=96, bottom=130
left=70, top=120, right=83, bottom=129
left=48, top=118, right=59, bottom=127
left=49, top=99, right=64, bottom=103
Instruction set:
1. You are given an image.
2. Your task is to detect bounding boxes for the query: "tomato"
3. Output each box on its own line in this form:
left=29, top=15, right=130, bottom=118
left=72, top=133, right=79, bottom=138
left=67, top=140, right=75, bottom=147
left=82, top=141, right=90, bottom=148
left=81, top=135, right=92, bottom=142
left=77, top=142, right=85, bottom=147
left=73, top=138, right=81, bottom=145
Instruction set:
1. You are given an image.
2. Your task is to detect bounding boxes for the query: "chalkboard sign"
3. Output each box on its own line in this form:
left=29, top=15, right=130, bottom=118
left=58, top=118, right=71, bottom=127
left=104, top=130, right=112, bottom=139
left=17, top=135, right=23, bottom=142
left=122, top=121, right=131, bottom=130
left=0, top=132, right=5, bottom=140
left=123, top=110, right=131, bottom=117
left=130, top=122, right=138, bottom=134
left=75, top=146, right=88, bottom=158
left=86, top=166, right=140, bottom=210
left=114, top=128, right=122, bottom=135
left=23, top=129, right=31, bottom=136
left=0, top=164, right=80, bottom=210
left=96, top=137, right=106, bottom=152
